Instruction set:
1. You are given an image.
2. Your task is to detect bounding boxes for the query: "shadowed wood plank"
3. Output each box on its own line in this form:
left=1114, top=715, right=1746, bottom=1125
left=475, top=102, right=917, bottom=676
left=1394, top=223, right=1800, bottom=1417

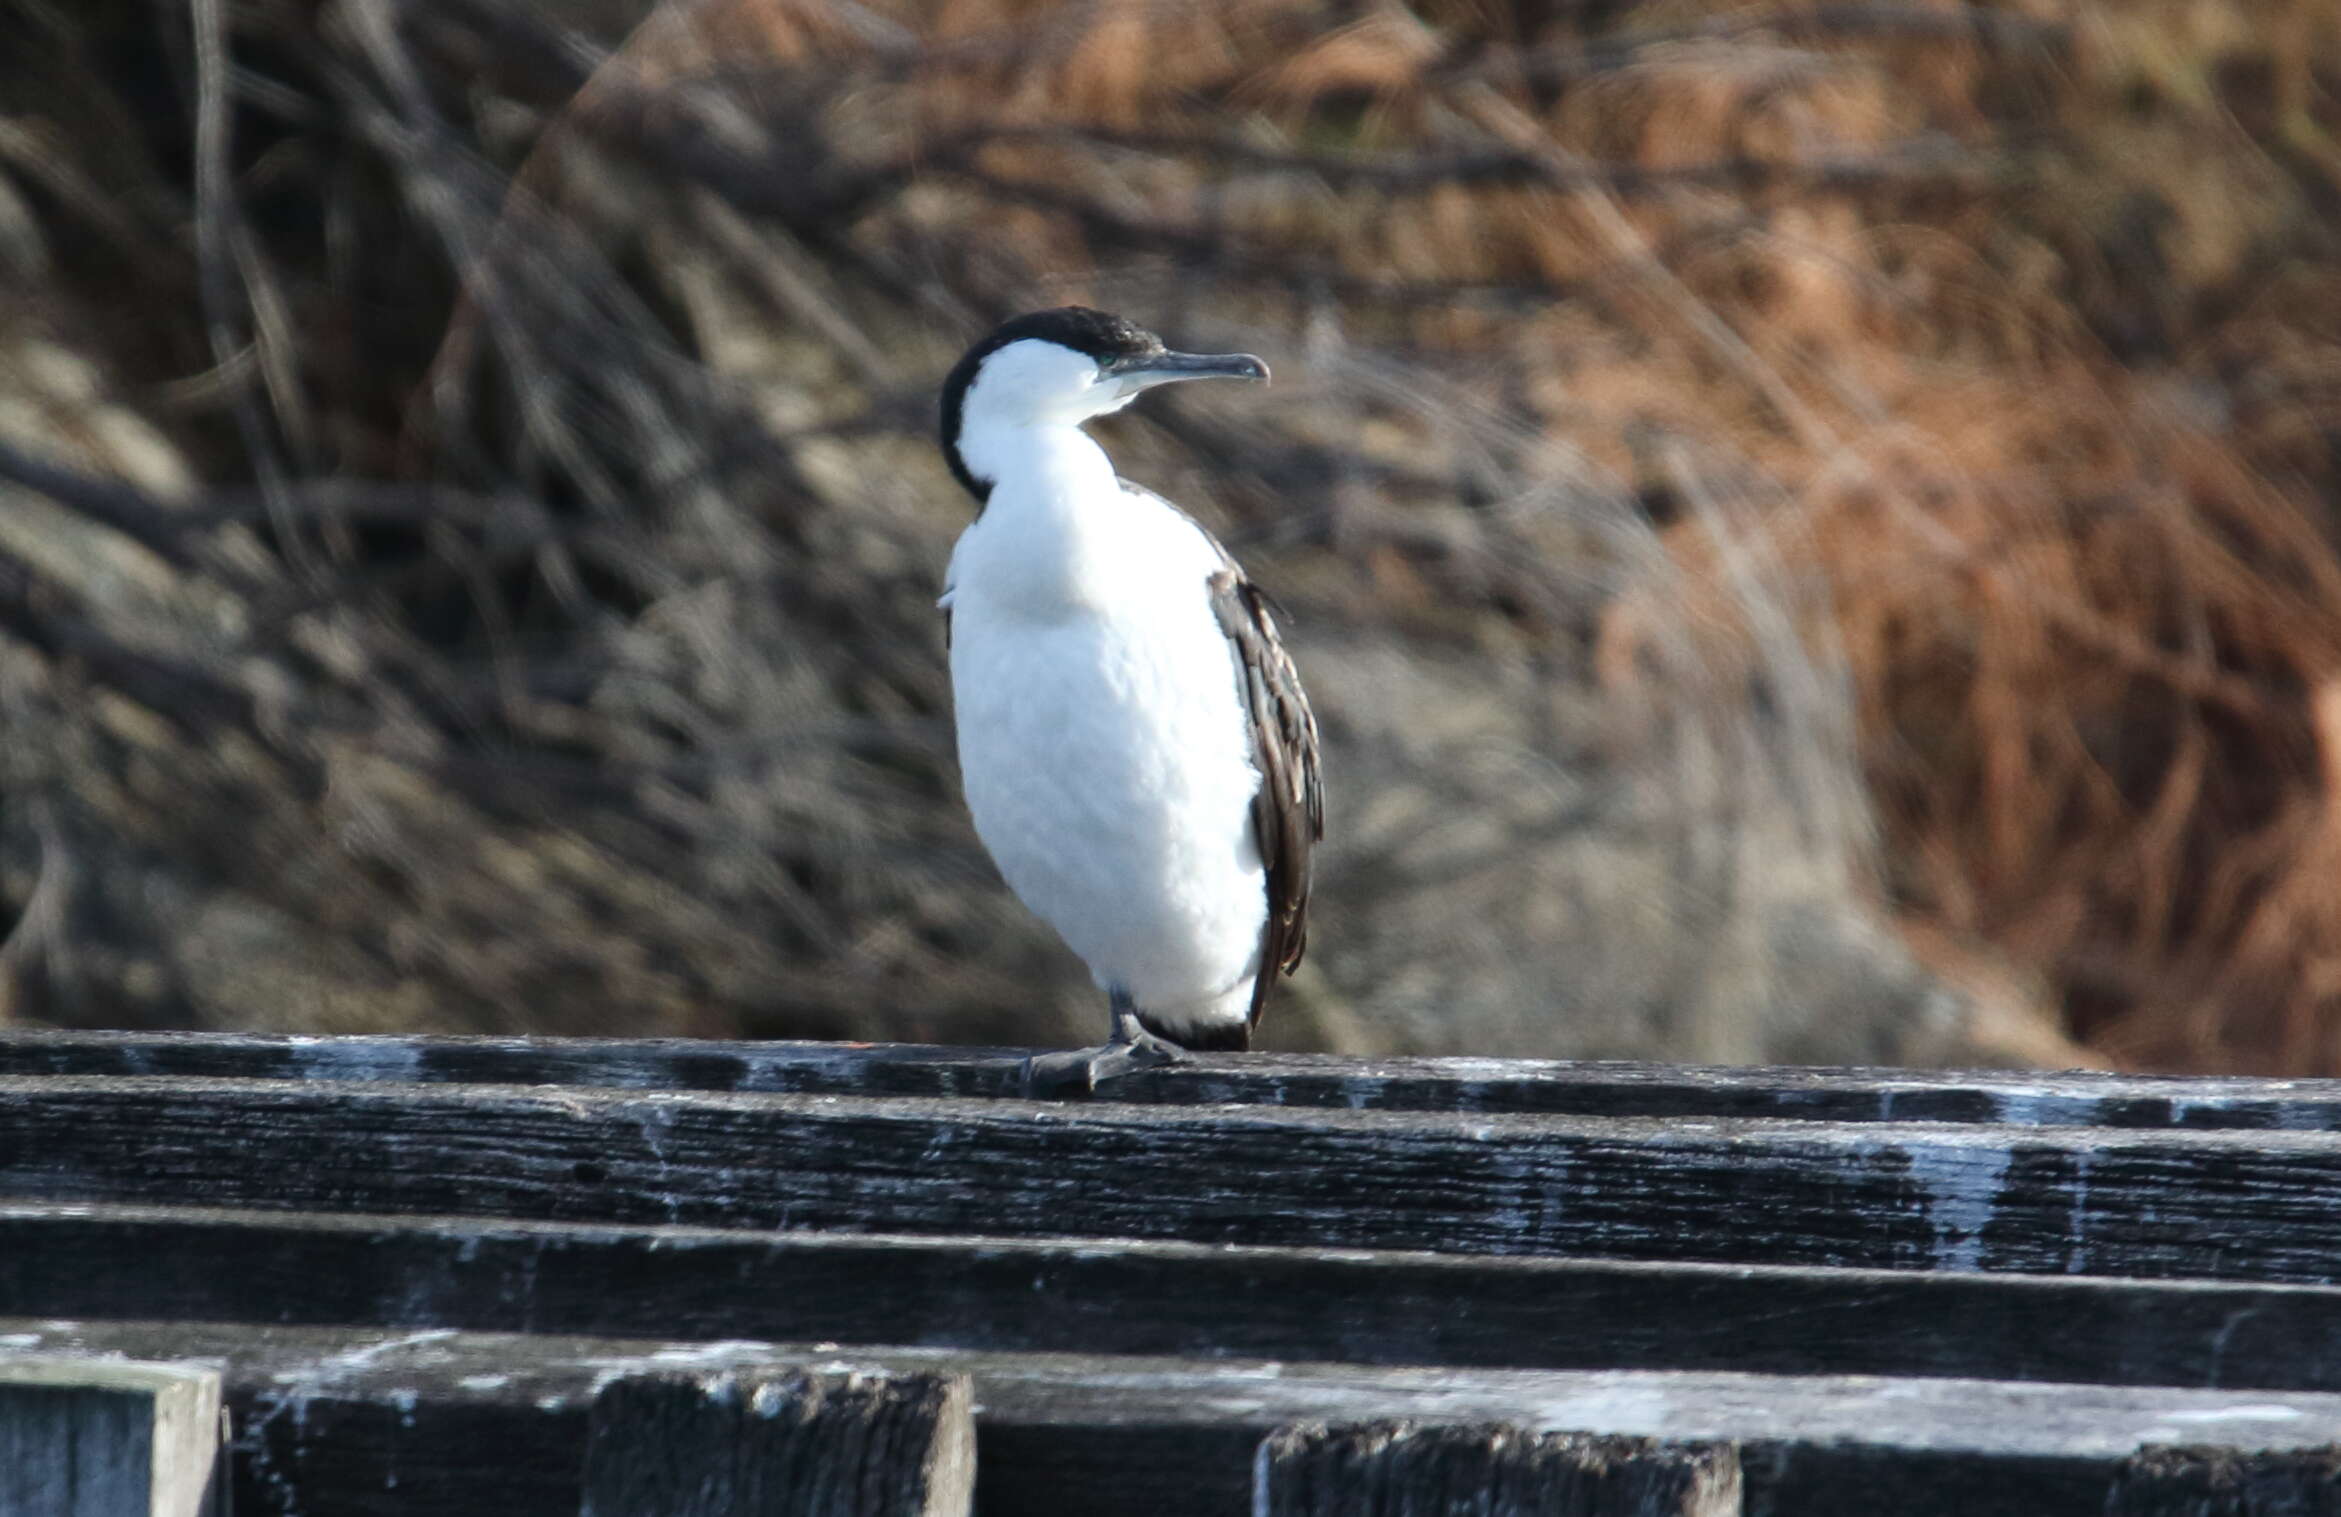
left=6, top=1201, right=2341, bottom=1392
left=2103, top=1444, right=2341, bottom=1515
left=581, top=1368, right=973, bottom=1517
left=7, top=1075, right=2341, bottom=1280
left=5, top=1028, right=2336, bottom=1130
left=11, top=1317, right=2341, bottom=1517
left=0, top=1356, right=223, bottom=1517
left=1254, top=1422, right=1741, bottom=1516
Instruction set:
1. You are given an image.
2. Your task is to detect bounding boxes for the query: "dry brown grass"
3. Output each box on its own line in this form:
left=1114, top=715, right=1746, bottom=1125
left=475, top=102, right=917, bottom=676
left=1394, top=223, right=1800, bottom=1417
left=1579, top=0, right=2341, bottom=1072
left=2, top=0, right=2337, bottom=1070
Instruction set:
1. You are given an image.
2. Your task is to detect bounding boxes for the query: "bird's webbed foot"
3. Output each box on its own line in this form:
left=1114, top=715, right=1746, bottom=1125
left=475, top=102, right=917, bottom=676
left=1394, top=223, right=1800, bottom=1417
left=1018, top=992, right=1185, bottom=1099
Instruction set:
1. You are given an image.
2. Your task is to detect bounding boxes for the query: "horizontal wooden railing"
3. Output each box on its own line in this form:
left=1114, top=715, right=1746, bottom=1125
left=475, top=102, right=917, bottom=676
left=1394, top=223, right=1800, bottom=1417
left=6, top=1028, right=2341, bottom=1514
left=7, top=1025, right=2336, bottom=1128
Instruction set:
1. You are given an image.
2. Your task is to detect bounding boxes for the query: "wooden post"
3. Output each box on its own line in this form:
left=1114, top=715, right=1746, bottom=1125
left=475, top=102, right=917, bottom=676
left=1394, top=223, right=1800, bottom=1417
left=1253, top=1421, right=1742, bottom=1517
left=581, top=1366, right=976, bottom=1517
left=0, top=1356, right=224, bottom=1517
left=2104, top=1444, right=2341, bottom=1515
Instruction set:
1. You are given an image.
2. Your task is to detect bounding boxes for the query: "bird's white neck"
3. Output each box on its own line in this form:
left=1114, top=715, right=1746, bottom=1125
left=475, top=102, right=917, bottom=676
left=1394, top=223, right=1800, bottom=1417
left=960, top=420, right=1118, bottom=514
left=952, top=422, right=1172, bottom=618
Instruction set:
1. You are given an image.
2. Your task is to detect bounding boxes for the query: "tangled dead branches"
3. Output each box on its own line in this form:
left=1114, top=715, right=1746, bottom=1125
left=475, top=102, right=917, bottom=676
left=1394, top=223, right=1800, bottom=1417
left=4, top=0, right=2333, bottom=1072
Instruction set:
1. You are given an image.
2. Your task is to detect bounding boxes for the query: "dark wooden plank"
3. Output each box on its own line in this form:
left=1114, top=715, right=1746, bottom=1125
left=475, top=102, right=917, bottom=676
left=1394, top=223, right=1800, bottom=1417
left=1254, top=1422, right=1741, bottom=1516
left=2103, top=1444, right=2341, bottom=1515
left=0, top=1356, right=224, bottom=1517
left=9, top=1317, right=2341, bottom=1517
left=6, top=1076, right=2341, bottom=1282
left=5, top=1028, right=2336, bottom=1130
left=581, top=1368, right=974, bottom=1517
left=10, top=1201, right=2341, bottom=1392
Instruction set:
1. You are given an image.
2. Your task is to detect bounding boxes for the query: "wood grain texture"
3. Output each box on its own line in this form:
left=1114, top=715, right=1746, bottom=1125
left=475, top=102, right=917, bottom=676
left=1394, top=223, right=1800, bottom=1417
left=0, top=1356, right=224, bottom=1517
left=1255, top=1422, right=1741, bottom=1516
left=2103, top=1444, right=2341, bottom=1516
left=12, top=1317, right=2341, bottom=1517
left=582, top=1368, right=974, bottom=1517
left=7, top=1201, right=2341, bottom=1392
left=9, top=1075, right=2341, bottom=1280
left=5, top=1028, right=2338, bottom=1129
left=11, top=1036, right=2340, bottom=1515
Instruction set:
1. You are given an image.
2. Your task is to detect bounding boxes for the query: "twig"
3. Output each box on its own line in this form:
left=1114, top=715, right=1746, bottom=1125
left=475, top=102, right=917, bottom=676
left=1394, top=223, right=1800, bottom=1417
left=190, top=0, right=310, bottom=572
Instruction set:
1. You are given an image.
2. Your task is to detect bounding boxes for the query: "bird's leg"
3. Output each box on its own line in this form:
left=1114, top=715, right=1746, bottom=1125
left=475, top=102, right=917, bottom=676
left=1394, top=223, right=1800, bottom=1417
left=1019, top=987, right=1185, bottom=1099
left=1108, top=988, right=1190, bottom=1068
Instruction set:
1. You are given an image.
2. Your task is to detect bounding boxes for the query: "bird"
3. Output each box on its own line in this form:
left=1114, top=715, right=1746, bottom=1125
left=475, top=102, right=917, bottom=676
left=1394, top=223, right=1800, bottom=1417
left=935, top=307, right=1323, bottom=1095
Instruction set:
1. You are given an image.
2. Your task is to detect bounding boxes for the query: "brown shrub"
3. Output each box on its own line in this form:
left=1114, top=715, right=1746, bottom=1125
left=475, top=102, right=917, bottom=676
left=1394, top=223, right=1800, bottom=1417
left=5, top=0, right=2336, bottom=1071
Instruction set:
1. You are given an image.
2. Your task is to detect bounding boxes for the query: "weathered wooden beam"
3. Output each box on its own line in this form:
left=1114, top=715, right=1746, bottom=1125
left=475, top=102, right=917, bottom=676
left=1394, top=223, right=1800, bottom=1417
left=10, top=1317, right=2341, bottom=1517
left=1254, top=1422, right=1741, bottom=1516
left=0, top=1356, right=224, bottom=1517
left=581, top=1368, right=975, bottom=1517
left=6, top=1200, right=2341, bottom=1393
left=2102, top=1444, right=2341, bottom=1515
left=5, top=1075, right=2341, bottom=1281
left=2, top=1028, right=2334, bottom=1129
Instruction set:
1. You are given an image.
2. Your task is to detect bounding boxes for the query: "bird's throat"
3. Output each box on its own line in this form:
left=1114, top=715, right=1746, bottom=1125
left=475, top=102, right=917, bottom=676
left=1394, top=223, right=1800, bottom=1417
left=960, top=426, right=1152, bottom=616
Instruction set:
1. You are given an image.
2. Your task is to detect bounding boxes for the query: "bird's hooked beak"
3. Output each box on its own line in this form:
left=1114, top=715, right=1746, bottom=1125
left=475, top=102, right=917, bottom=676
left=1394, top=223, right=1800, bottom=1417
left=1102, top=350, right=1270, bottom=399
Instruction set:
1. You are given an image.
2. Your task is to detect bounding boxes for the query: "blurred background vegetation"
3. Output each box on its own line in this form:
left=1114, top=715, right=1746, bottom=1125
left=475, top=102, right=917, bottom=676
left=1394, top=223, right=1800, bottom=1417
left=1, top=0, right=2336, bottom=1073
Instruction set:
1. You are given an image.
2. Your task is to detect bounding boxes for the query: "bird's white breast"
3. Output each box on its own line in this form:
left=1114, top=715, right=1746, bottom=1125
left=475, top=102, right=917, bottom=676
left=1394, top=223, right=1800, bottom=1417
left=946, top=430, right=1267, bottom=1029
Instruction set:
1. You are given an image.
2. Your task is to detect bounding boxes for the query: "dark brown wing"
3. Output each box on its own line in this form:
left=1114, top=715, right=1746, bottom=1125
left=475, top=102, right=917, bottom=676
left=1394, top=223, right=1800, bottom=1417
left=1117, top=482, right=1323, bottom=1036
left=1208, top=560, right=1324, bottom=1030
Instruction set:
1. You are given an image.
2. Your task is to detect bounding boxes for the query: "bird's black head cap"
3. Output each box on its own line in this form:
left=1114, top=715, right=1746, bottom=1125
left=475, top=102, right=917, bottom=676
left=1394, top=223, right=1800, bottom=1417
left=937, top=307, right=1166, bottom=504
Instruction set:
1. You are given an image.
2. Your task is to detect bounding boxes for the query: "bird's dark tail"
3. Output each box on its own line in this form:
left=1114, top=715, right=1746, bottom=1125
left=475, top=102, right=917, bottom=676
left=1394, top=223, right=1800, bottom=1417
left=1136, top=1013, right=1251, bottom=1052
